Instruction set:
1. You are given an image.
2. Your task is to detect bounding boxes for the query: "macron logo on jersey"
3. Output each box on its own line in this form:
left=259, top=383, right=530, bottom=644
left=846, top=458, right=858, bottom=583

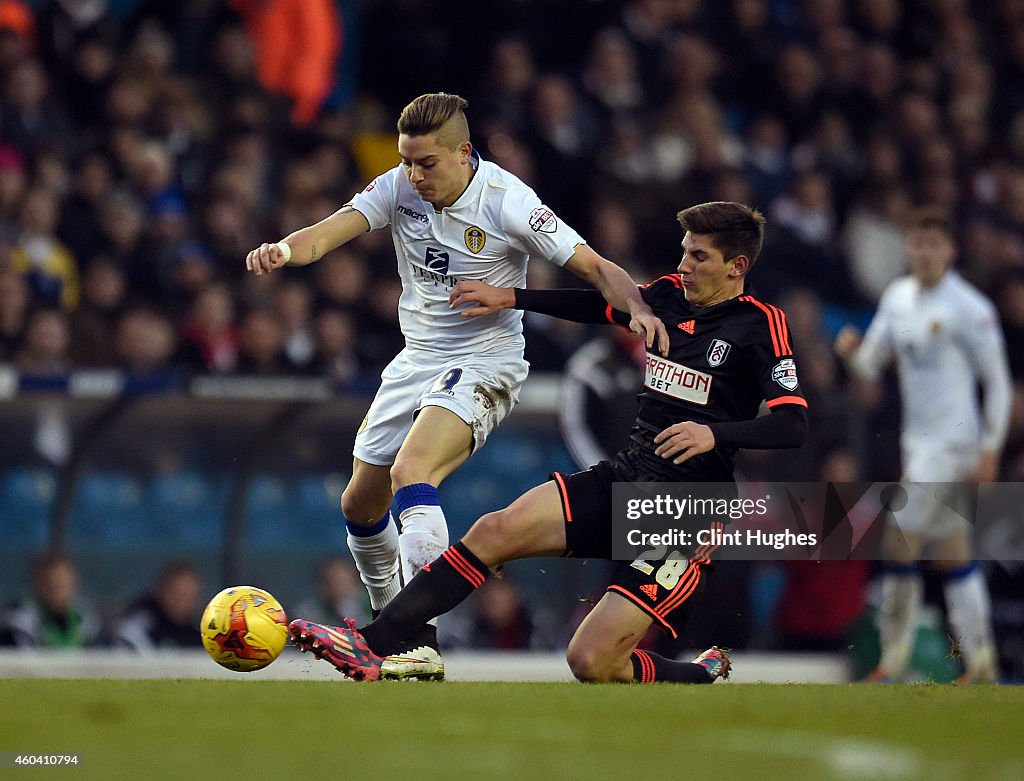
left=397, top=204, right=429, bottom=224
left=645, top=354, right=711, bottom=405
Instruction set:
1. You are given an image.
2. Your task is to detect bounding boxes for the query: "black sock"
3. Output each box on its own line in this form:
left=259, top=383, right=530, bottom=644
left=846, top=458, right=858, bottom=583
left=631, top=650, right=713, bottom=684
left=371, top=607, right=436, bottom=651
left=397, top=622, right=438, bottom=652
left=360, top=542, right=489, bottom=656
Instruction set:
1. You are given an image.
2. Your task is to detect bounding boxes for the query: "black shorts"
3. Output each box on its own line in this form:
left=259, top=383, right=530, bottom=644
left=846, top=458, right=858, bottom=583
left=551, top=460, right=617, bottom=560
left=551, top=460, right=722, bottom=639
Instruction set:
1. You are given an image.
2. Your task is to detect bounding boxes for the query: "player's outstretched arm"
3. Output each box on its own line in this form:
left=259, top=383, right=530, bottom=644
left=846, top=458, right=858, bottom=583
left=448, top=280, right=517, bottom=316
left=451, top=281, right=632, bottom=326
left=564, top=245, right=669, bottom=355
left=245, top=206, right=371, bottom=276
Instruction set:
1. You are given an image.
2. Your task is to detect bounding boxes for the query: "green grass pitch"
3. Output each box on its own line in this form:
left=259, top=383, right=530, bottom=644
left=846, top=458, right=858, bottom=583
left=2, top=680, right=1022, bottom=780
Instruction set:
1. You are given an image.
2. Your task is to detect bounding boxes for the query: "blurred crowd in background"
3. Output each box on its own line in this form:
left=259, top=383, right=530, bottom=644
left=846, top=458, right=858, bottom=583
left=0, top=0, right=1022, bottom=469
left=2, top=0, right=1024, bottom=674
left=0, top=550, right=564, bottom=655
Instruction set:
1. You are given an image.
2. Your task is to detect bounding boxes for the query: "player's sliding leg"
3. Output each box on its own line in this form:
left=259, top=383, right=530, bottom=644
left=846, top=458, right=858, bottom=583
left=358, top=540, right=487, bottom=660
left=288, top=542, right=488, bottom=681
left=290, top=481, right=569, bottom=680
left=341, top=460, right=402, bottom=615
left=368, top=481, right=568, bottom=650
left=382, top=405, right=474, bottom=679
left=567, top=587, right=728, bottom=684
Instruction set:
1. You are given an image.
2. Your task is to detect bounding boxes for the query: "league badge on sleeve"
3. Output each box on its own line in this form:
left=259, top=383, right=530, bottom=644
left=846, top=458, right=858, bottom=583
left=772, top=358, right=799, bottom=390
left=529, top=206, right=558, bottom=233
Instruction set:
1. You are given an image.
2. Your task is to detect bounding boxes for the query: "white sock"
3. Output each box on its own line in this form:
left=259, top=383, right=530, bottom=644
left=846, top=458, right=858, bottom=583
left=346, top=515, right=401, bottom=611
left=877, top=569, right=922, bottom=677
left=943, top=565, right=996, bottom=677
left=394, top=483, right=449, bottom=628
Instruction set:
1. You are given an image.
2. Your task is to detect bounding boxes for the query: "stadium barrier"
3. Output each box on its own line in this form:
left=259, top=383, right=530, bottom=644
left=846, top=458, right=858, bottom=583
left=0, top=375, right=573, bottom=607
left=0, top=649, right=850, bottom=683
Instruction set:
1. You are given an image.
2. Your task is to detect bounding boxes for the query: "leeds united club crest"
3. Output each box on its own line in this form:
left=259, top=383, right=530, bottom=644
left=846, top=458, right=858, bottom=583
left=465, top=226, right=486, bottom=254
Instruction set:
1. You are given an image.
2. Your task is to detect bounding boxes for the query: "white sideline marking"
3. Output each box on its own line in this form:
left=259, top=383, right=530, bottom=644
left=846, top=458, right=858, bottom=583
left=717, top=729, right=931, bottom=780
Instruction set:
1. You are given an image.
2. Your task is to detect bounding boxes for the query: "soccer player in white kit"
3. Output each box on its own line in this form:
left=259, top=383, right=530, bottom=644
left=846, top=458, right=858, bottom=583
left=836, top=207, right=1012, bottom=683
left=245, top=93, right=667, bottom=679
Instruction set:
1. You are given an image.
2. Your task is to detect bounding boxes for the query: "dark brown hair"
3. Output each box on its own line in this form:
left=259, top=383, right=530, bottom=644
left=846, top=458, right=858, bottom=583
left=397, top=93, right=470, bottom=146
left=905, top=205, right=953, bottom=238
left=677, top=201, right=767, bottom=268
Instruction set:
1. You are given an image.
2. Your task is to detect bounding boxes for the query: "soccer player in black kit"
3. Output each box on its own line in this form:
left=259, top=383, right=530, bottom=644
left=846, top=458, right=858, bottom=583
left=290, top=202, right=808, bottom=683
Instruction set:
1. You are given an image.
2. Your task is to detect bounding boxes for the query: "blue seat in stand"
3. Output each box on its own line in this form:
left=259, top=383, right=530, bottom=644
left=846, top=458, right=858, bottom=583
left=469, top=432, right=550, bottom=495
left=436, top=471, right=504, bottom=538
left=0, top=468, right=57, bottom=547
left=295, top=473, right=348, bottom=546
left=150, top=471, right=227, bottom=548
left=245, top=474, right=293, bottom=548
left=68, top=472, right=149, bottom=547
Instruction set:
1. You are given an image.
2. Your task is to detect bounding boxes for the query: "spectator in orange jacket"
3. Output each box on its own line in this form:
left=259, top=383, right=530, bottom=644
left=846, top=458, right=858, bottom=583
left=0, top=0, right=33, bottom=46
left=229, top=0, right=341, bottom=127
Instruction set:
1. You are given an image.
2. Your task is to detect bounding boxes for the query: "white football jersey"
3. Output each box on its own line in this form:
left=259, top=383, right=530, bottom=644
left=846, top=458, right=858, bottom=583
left=852, top=270, right=1012, bottom=453
left=347, top=152, right=584, bottom=356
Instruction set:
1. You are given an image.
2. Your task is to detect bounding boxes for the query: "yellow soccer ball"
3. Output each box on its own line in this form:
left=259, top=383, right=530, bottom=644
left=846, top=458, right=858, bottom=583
left=200, top=586, right=288, bottom=672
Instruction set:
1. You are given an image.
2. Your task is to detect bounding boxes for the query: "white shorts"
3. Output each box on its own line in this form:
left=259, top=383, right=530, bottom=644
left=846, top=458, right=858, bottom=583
left=892, top=443, right=977, bottom=538
left=352, top=348, right=529, bottom=467
left=901, top=442, right=976, bottom=483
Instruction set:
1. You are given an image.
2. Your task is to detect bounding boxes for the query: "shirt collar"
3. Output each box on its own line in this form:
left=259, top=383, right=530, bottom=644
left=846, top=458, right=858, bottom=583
left=444, top=149, right=483, bottom=212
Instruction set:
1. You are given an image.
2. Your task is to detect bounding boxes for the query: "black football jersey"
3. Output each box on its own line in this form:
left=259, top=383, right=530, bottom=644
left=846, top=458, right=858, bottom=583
left=605, top=275, right=806, bottom=480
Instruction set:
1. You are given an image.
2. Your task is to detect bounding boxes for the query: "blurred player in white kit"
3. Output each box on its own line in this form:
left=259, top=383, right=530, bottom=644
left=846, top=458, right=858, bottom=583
left=836, top=207, right=1012, bottom=683
left=245, top=92, right=665, bottom=679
